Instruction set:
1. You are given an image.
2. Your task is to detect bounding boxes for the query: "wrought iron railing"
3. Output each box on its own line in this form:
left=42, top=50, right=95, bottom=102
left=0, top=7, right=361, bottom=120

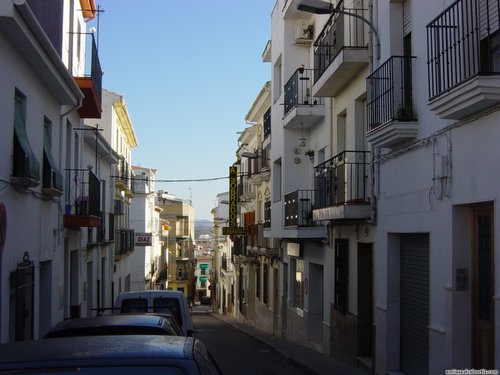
left=314, top=5, right=369, bottom=83
left=427, top=0, right=500, bottom=99
left=115, top=229, right=134, bottom=255
left=367, top=56, right=417, bottom=131
left=118, top=157, right=130, bottom=190
left=263, top=107, right=271, bottom=140
left=264, top=200, right=271, bottom=228
left=284, top=190, right=319, bottom=227
left=284, top=68, right=323, bottom=116
left=65, top=169, right=101, bottom=217
left=314, top=150, right=370, bottom=208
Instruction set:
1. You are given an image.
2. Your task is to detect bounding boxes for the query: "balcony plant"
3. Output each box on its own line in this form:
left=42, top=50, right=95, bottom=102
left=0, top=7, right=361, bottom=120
left=305, top=149, right=314, bottom=161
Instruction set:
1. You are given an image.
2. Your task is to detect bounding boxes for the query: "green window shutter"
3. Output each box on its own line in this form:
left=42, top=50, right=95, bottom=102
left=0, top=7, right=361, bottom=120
left=13, top=93, right=40, bottom=181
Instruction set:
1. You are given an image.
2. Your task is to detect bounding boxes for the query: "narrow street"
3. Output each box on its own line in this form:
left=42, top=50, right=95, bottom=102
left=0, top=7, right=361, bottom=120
left=192, top=310, right=310, bottom=375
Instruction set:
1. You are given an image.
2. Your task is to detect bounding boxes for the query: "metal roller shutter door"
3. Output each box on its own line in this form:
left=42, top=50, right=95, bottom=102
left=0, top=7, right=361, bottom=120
left=400, top=233, right=429, bottom=375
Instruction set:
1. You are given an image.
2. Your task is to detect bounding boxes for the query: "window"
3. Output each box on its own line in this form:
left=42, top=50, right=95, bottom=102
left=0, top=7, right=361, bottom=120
left=12, top=90, right=40, bottom=185
left=334, top=239, right=349, bottom=313
left=292, top=259, right=304, bottom=310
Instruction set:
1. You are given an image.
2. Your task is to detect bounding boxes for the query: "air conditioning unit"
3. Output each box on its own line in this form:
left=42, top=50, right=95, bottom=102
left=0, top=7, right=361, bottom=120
left=296, top=22, right=313, bottom=44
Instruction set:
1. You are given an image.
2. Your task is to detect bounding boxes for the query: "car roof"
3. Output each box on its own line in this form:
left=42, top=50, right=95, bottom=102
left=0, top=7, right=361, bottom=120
left=0, top=335, right=195, bottom=368
left=116, top=290, right=185, bottom=299
left=44, top=314, right=179, bottom=338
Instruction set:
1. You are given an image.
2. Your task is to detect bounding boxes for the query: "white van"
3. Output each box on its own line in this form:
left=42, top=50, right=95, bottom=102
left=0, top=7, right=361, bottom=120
left=114, top=290, right=193, bottom=336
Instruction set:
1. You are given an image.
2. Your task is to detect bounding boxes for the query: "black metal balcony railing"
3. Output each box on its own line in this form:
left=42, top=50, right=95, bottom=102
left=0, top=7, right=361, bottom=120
left=314, top=150, right=370, bottom=209
left=314, top=5, right=368, bottom=83
left=427, top=0, right=500, bottom=100
left=367, top=56, right=417, bottom=131
left=263, top=107, right=271, bottom=140
left=233, top=236, right=246, bottom=257
left=73, top=33, right=102, bottom=118
left=284, top=68, right=324, bottom=116
left=118, top=158, right=130, bottom=188
left=284, top=190, right=319, bottom=227
left=65, top=169, right=101, bottom=217
left=264, top=200, right=271, bottom=228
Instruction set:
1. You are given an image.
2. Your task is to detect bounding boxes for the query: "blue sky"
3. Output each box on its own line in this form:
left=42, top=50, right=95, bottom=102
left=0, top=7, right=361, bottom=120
left=90, top=1, right=273, bottom=220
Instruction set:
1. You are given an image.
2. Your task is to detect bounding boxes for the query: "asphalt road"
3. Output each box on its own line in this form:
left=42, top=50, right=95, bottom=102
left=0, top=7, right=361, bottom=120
left=192, top=310, right=309, bottom=375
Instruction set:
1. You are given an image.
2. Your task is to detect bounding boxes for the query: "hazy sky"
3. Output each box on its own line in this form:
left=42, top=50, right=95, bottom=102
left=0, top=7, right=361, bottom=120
left=90, top=1, right=273, bottom=220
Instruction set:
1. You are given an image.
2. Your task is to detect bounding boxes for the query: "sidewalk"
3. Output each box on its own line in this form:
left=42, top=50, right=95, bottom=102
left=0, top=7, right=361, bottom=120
left=212, top=313, right=367, bottom=375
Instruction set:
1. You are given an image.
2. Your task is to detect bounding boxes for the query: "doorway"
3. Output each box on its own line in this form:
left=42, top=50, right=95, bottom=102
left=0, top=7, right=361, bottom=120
left=472, top=206, right=494, bottom=369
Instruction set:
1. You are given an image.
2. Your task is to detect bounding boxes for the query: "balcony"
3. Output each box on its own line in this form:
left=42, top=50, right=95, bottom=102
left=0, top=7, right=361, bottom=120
left=312, top=6, right=369, bottom=97
left=238, top=175, right=255, bottom=202
left=283, top=68, right=324, bottom=129
left=284, top=190, right=317, bottom=227
left=63, top=169, right=101, bottom=228
left=313, top=150, right=371, bottom=221
left=114, top=229, right=135, bottom=259
left=264, top=200, right=271, bottom=228
left=114, top=199, right=125, bottom=215
left=427, top=0, right=500, bottom=119
left=366, top=56, right=418, bottom=148
left=263, top=107, right=271, bottom=141
left=115, top=157, right=132, bottom=195
left=248, top=148, right=271, bottom=185
left=74, top=33, right=102, bottom=119
left=248, top=224, right=279, bottom=258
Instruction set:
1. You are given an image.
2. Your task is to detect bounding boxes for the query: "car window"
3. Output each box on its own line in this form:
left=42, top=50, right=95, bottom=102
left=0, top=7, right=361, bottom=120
left=120, top=298, right=148, bottom=313
left=153, top=298, right=183, bottom=326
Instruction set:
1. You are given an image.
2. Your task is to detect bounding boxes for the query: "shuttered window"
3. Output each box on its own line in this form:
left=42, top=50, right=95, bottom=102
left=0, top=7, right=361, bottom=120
left=400, top=234, right=429, bottom=375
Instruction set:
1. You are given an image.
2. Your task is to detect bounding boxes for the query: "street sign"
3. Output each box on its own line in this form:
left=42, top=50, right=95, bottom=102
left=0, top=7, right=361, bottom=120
left=134, top=232, right=152, bottom=246
left=223, top=166, right=244, bottom=236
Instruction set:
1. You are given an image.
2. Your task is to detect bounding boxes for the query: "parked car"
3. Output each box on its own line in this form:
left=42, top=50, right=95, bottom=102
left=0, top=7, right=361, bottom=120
left=200, top=296, right=211, bottom=305
left=43, top=313, right=182, bottom=338
left=0, top=335, right=221, bottom=374
left=114, top=290, right=194, bottom=336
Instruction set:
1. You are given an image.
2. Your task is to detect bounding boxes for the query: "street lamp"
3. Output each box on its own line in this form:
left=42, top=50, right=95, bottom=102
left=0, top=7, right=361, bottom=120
left=297, top=0, right=380, bottom=61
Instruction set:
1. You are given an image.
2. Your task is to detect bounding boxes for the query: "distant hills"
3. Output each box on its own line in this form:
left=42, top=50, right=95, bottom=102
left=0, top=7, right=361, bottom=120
left=195, top=220, right=213, bottom=238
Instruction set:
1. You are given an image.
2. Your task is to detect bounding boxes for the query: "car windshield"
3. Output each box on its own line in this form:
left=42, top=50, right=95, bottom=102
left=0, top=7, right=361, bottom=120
left=153, top=298, right=183, bottom=326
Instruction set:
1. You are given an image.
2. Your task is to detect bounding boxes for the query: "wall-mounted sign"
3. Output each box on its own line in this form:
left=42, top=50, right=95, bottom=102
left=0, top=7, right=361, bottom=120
left=223, top=166, right=244, bottom=236
left=287, top=242, right=300, bottom=257
left=135, top=232, right=152, bottom=246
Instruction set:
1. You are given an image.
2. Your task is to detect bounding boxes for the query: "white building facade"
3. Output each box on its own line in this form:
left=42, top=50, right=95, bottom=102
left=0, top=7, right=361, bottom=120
left=0, top=0, right=106, bottom=342
left=131, top=166, right=162, bottom=291
left=369, top=0, right=500, bottom=373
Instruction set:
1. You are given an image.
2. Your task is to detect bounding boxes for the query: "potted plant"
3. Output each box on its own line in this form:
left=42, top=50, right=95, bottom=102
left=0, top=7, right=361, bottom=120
left=305, top=149, right=314, bottom=161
